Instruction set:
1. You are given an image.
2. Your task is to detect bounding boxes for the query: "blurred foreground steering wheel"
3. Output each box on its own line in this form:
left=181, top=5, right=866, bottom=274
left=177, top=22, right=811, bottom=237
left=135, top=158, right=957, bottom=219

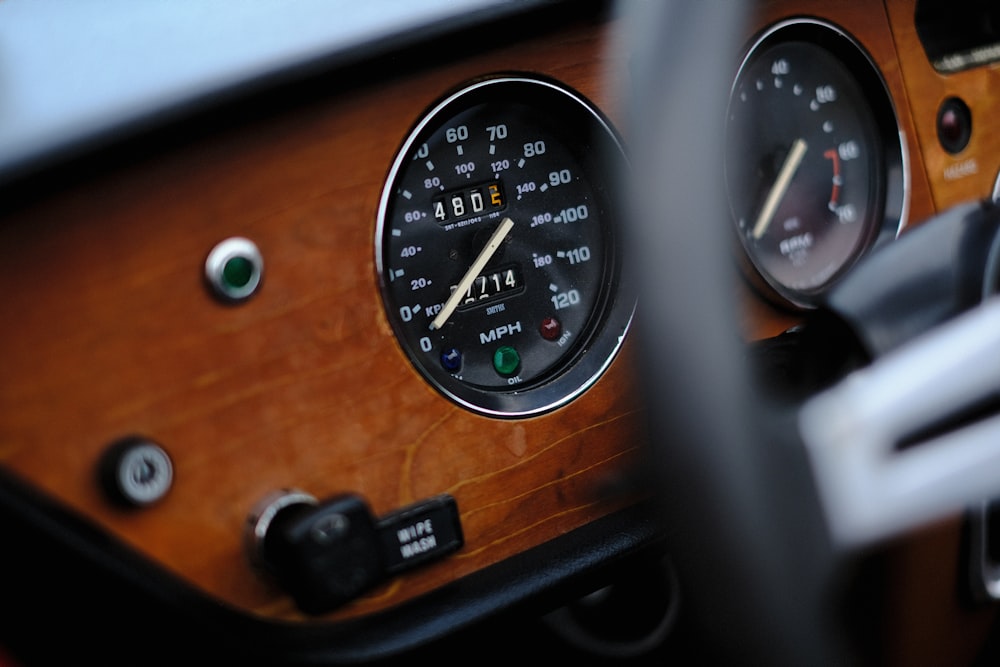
left=621, top=3, right=843, bottom=663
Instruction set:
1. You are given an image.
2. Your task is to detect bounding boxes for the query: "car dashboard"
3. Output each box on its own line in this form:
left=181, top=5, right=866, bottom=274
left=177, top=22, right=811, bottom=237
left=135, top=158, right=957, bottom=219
left=1, top=0, right=1000, bottom=664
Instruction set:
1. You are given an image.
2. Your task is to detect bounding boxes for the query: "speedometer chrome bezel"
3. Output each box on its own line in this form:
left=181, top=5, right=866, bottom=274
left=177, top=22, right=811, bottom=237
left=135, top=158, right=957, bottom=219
left=375, top=74, right=634, bottom=418
left=725, top=18, right=909, bottom=310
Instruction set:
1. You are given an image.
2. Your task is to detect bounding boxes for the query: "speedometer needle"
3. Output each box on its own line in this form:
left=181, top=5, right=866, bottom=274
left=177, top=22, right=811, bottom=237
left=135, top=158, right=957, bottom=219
left=430, top=216, right=515, bottom=330
left=752, top=137, right=808, bottom=240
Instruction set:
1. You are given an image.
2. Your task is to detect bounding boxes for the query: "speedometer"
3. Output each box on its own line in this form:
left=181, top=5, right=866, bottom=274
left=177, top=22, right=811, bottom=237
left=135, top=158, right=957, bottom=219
left=376, top=75, right=632, bottom=417
left=725, top=19, right=906, bottom=308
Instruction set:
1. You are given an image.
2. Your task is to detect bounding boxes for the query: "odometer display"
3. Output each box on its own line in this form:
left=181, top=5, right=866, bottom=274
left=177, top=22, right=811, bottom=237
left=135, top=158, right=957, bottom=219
left=432, top=181, right=505, bottom=224
left=376, top=76, right=632, bottom=417
left=454, top=264, right=524, bottom=311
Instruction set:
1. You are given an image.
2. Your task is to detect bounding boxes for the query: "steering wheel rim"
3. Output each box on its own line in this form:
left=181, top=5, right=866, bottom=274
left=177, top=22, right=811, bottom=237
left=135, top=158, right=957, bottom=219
left=620, top=2, right=846, bottom=663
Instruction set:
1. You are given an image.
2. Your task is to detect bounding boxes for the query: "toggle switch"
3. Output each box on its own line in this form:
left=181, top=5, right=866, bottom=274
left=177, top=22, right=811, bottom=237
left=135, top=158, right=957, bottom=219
left=256, top=493, right=383, bottom=615
left=246, top=491, right=463, bottom=614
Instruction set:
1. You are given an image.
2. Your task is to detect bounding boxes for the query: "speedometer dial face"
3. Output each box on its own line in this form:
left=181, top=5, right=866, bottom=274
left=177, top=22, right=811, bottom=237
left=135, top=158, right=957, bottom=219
left=376, top=76, right=632, bottom=417
left=726, top=20, right=906, bottom=308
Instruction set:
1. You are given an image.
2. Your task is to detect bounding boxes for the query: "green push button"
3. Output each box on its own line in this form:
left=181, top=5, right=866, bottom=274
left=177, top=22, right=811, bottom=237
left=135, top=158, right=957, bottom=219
left=222, top=256, right=255, bottom=290
left=205, top=237, right=263, bottom=303
left=493, top=346, right=520, bottom=377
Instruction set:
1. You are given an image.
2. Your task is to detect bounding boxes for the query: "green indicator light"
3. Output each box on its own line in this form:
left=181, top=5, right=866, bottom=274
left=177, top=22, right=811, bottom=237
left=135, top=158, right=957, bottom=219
left=206, top=237, right=262, bottom=303
left=493, top=346, right=520, bottom=377
left=222, top=256, right=254, bottom=289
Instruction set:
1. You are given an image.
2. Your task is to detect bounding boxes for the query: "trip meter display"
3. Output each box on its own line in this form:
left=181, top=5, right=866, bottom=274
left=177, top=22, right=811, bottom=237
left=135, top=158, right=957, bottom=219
left=725, top=20, right=906, bottom=308
left=376, top=76, right=632, bottom=417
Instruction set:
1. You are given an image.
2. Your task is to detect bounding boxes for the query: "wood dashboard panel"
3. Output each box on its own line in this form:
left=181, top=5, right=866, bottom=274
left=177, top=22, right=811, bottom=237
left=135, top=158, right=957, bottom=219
left=885, top=0, right=1000, bottom=210
left=0, top=15, right=646, bottom=621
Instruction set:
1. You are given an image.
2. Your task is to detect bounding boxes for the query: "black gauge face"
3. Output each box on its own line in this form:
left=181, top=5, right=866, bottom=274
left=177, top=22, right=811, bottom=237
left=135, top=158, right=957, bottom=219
left=726, top=20, right=906, bottom=307
left=376, top=76, right=632, bottom=417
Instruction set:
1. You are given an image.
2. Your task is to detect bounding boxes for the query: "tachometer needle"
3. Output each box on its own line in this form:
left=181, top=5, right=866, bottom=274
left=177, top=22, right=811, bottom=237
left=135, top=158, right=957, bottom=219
left=752, top=137, right=808, bottom=240
left=430, top=216, right=515, bottom=330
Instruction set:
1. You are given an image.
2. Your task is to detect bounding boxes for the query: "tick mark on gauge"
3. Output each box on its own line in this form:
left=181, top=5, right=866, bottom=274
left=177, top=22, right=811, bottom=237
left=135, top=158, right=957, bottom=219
left=489, top=144, right=496, bottom=155
left=549, top=284, right=559, bottom=292
left=518, top=158, right=526, bottom=168
left=426, top=160, right=435, bottom=171
left=539, top=184, right=548, bottom=192
left=392, top=229, right=402, bottom=237
left=456, top=145, right=464, bottom=156
left=402, top=190, right=412, bottom=200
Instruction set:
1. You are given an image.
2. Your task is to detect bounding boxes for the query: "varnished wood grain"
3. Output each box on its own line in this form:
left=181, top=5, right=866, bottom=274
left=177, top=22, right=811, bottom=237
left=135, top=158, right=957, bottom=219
left=880, top=519, right=998, bottom=667
left=0, top=16, right=647, bottom=622
left=885, top=0, right=1000, bottom=211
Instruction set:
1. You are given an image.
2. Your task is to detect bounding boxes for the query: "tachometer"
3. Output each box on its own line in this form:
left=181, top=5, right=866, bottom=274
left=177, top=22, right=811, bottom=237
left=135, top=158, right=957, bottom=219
left=376, top=75, right=632, bottom=417
left=725, top=19, right=906, bottom=308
